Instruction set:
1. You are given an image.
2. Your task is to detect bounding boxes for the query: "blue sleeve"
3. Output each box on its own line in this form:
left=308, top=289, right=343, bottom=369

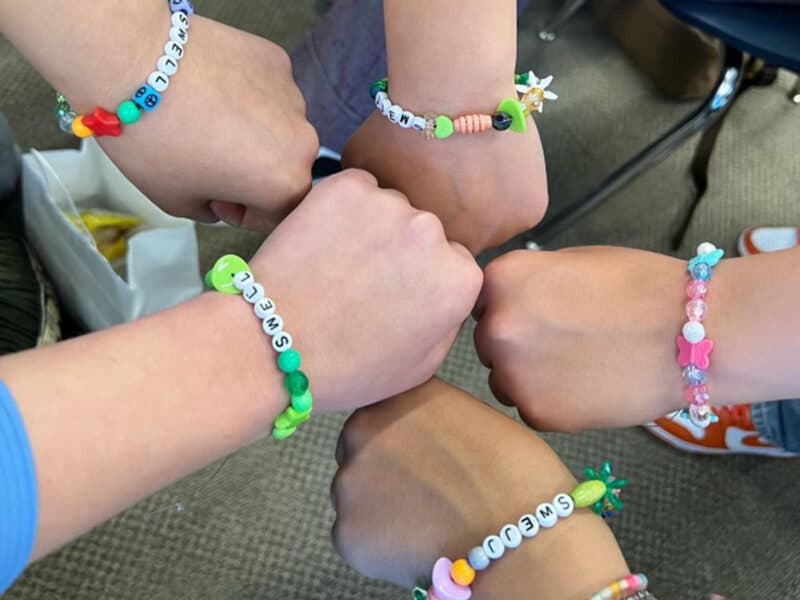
left=0, top=380, right=38, bottom=594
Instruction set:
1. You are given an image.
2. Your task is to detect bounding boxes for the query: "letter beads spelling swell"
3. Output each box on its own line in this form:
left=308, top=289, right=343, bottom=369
left=56, top=0, right=193, bottom=138
left=370, top=71, right=558, bottom=140
left=412, top=462, right=633, bottom=600
left=205, top=255, right=314, bottom=440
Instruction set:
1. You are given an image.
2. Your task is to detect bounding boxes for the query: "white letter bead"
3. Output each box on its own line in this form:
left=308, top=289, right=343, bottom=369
left=682, top=321, right=706, bottom=344
left=500, top=524, right=522, bottom=549
left=169, top=26, right=189, bottom=45
left=535, top=503, right=558, bottom=528
left=554, top=493, right=575, bottom=518
left=172, top=11, right=190, bottom=28
left=374, top=91, right=388, bottom=108
left=157, top=55, right=179, bottom=76
left=233, top=271, right=254, bottom=290
left=518, top=514, right=540, bottom=538
left=380, top=98, right=391, bottom=115
left=482, top=535, right=505, bottom=560
left=253, top=298, right=276, bottom=319
left=262, top=314, right=284, bottom=337
left=242, top=283, right=264, bottom=304
left=147, top=71, right=170, bottom=92
left=272, top=332, right=293, bottom=353
left=387, top=105, right=403, bottom=123
left=398, top=110, right=415, bottom=128
left=411, top=116, right=427, bottom=131
left=165, top=40, right=185, bottom=60
left=697, top=242, right=717, bottom=256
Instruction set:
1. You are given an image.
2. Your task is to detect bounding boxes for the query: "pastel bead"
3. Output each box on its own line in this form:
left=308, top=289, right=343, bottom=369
left=170, top=0, right=194, bottom=16
left=291, top=389, right=313, bottom=413
left=496, top=98, right=527, bottom=133
left=691, top=262, right=711, bottom=281
left=500, top=523, right=522, bottom=548
left=482, top=534, right=505, bottom=560
left=682, top=364, right=707, bottom=386
left=133, top=84, right=162, bottom=112
left=535, top=503, right=558, bottom=528
left=262, top=314, right=284, bottom=336
left=686, top=279, right=709, bottom=300
left=434, top=115, right=454, bottom=139
left=689, top=403, right=714, bottom=427
left=425, top=589, right=444, bottom=600
left=242, top=283, right=265, bottom=304
left=554, top=493, right=575, bottom=518
left=147, top=71, right=170, bottom=93
left=450, top=559, right=475, bottom=587
left=697, top=242, right=717, bottom=256
left=206, top=255, right=250, bottom=293
left=685, top=384, right=710, bottom=406
left=116, top=100, right=141, bottom=125
left=169, top=26, right=189, bottom=45
left=467, top=546, right=490, bottom=571
left=570, top=480, right=607, bottom=508
left=432, top=558, right=472, bottom=600
left=453, top=114, right=492, bottom=134
left=233, top=271, right=254, bottom=291
left=71, top=116, right=94, bottom=138
left=398, top=110, right=415, bottom=129
left=686, top=299, right=708, bottom=322
left=517, top=514, right=539, bottom=538
left=253, top=297, right=276, bottom=319
left=682, top=321, right=706, bottom=343
left=172, top=10, right=190, bottom=28
left=387, top=105, right=403, bottom=123
left=272, top=332, right=293, bottom=353
left=285, top=370, right=309, bottom=395
left=278, top=348, right=302, bottom=372
left=164, top=40, right=186, bottom=61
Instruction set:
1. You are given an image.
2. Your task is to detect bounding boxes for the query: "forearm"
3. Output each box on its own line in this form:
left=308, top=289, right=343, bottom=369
left=0, top=292, right=283, bottom=559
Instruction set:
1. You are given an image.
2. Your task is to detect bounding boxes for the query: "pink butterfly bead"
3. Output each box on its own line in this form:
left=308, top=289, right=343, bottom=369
left=676, top=335, right=714, bottom=370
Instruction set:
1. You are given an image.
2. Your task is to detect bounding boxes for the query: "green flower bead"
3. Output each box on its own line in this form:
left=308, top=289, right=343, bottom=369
left=117, top=100, right=142, bottom=125
left=496, top=98, right=527, bottom=133
left=277, top=349, right=302, bottom=373
left=291, top=389, right=313, bottom=413
left=205, top=254, right=250, bottom=294
left=284, top=370, right=309, bottom=396
left=434, top=115, right=454, bottom=139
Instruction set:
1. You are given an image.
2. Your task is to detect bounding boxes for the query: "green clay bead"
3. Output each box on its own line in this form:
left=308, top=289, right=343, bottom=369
left=208, top=254, right=250, bottom=294
left=570, top=480, right=607, bottom=508
left=117, top=100, right=142, bottom=125
left=272, top=425, right=296, bottom=440
left=284, top=370, right=309, bottom=396
left=291, top=389, right=313, bottom=413
left=434, top=115, right=455, bottom=139
left=496, top=98, right=527, bottom=133
left=278, top=349, right=302, bottom=373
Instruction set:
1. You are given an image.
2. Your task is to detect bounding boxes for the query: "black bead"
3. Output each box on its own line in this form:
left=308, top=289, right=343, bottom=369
left=492, top=111, right=512, bottom=131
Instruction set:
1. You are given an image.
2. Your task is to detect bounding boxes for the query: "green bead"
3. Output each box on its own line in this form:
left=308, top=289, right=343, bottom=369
left=207, top=254, right=250, bottom=294
left=277, top=349, right=302, bottom=373
left=496, top=98, right=527, bottom=133
left=412, top=588, right=429, bottom=600
left=272, top=425, right=296, bottom=440
left=369, top=78, right=389, bottom=99
left=204, top=269, right=214, bottom=290
left=570, top=480, right=607, bottom=508
left=291, top=389, right=313, bottom=413
left=284, top=370, right=309, bottom=396
left=515, top=72, right=530, bottom=86
left=434, top=115, right=454, bottom=139
left=117, top=100, right=142, bottom=125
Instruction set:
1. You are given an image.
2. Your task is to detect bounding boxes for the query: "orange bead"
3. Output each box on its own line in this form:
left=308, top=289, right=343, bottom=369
left=71, top=116, right=94, bottom=139
left=453, top=114, right=492, bottom=134
left=450, top=559, right=476, bottom=586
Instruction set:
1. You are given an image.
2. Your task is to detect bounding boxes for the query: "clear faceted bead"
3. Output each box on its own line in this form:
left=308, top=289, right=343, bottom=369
left=686, top=299, right=708, bottom=322
left=682, top=365, right=707, bottom=386
left=686, top=280, right=709, bottom=300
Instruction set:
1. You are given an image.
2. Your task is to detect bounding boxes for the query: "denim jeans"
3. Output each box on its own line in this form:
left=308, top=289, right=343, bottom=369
left=752, top=400, right=800, bottom=452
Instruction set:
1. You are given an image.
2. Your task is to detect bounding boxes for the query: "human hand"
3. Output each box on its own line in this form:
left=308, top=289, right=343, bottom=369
left=473, top=247, right=692, bottom=432
left=248, top=170, right=482, bottom=413
left=331, top=379, right=628, bottom=600
left=342, top=102, right=548, bottom=255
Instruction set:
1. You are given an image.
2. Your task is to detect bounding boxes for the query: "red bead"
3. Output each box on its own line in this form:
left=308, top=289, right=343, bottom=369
left=82, top=107, right=123, bottom=137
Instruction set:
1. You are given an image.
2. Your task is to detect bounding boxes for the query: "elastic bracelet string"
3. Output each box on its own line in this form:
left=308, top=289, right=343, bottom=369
left=56, top=0, right=194, bottom=138
left=370, top=70, right=558, bottom=140
left=205, top=255, right=313, bottom=440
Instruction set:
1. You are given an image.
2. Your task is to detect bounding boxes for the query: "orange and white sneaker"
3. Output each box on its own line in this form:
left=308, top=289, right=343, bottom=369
left=738, top=226, right=798, bottom=256
left=647, top=405, right=799, bottom=457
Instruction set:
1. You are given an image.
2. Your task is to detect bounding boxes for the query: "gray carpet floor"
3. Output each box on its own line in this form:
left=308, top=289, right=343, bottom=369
left=2, top=1, right=800, bottom=599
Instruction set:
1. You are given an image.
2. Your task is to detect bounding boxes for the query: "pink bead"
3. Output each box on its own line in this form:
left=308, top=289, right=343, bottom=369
left=427, top=589, right=444, bottom=600
left=432, top=558, right=472, bottom=600
left=685, top=385, right=710, bottom=406
left=686, top=299, right=708, bottom=322
left=686, top=280, right=709, bottom=300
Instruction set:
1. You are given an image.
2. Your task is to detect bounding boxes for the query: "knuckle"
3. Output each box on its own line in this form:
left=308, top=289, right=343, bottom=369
left=408, top=210, right=445, bottom=244
left=337, top=168, right=379, bottom=190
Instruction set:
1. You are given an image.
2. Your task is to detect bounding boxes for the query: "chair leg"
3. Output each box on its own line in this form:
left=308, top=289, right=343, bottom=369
left=538, top=0, right=589, bottom=42
left=791, top=76, right=800, bottom=105
left=528, top=46, right=746, bottom=248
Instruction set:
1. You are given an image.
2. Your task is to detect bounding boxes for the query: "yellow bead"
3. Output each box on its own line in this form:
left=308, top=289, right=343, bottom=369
left=71, top=116, right=94, bottom=138
left=609, top=581, right=622, bottom=597
left=570, top=480, right=607, bottom=508
left=450, top=559, right=475, bottom=587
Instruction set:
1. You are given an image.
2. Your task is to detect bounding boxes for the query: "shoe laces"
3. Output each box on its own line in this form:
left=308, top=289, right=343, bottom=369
left=712, top=404, right=753, bottom=429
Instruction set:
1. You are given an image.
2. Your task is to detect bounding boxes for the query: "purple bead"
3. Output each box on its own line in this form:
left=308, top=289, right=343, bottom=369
left=682, top=364, right=707, bottom=386
left=169, top=0, right=194, bottom=16
left=691, top=262, right=711, bottom=281
left=686, top=299, right=708, bottom=322
left=686, top=280, right=709, bottom=300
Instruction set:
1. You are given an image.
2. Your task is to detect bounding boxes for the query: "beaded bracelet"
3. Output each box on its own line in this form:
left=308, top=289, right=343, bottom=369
left=56, top=0, right=194, bottom=138
left=675, top=242, right=725, bottom=428
left=205, top=255, right=313, bottom=440
left=590, top=574, right=649, bottom=600
left=370, top=70, right=558, bottom=140
left=412, top=461, right=629, bottom=600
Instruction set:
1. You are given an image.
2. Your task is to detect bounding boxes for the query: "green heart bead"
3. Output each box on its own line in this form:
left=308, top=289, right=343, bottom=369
left=434, top=115, right=454, bottom=139
left=496, top=98, right=527, bottom=133
left=291, top=389, right=313, bottom=413
left=570, top=480, right=607, bottom=508
left=206, top=254, right=251, bottom=294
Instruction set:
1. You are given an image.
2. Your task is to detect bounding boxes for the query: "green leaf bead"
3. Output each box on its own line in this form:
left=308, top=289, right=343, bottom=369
left=600, top=460, right=612, bottom=479
left=434, top=115, right=454, bottom=139
left=609, top=478, right=628, bottom=489
left=117, top=100, right=142, bottom=125
left=291, top=389, right=313, bottom=413
left=570, top=480, right=607, bottom=508
left=610, top=495, right=625, bottom=510
left=284, top=370, right=309, bottom=396
left=277, top=349, right=302, bottom=373
left=496, top=98, right=527, bottom=133
left=207, top=254, right=251, bottom=294
left=412, top=588, right=428, bottom=600
left=583, top=466, right=598, bottom=480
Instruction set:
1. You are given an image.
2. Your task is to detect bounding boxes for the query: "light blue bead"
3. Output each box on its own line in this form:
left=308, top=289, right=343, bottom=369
left=468, top=546, right=490, bottom=571
left=691, top=262, right=711, bottom=281
left=132, top=84, right=162, bottom=113
left=682, top=365, right=707, bottom=386
left=688, top=249, right=724, bottom=274
left=169, top=0, right=194, bottom=15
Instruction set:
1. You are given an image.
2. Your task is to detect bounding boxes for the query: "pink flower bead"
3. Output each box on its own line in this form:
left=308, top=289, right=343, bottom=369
left=686, top=280, right=709, bottom=300
left=685, top=385, right=710, bottom=406
left=432, top=558, right=472, bottom=600
left=686, top=299, right=708, bottom=322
